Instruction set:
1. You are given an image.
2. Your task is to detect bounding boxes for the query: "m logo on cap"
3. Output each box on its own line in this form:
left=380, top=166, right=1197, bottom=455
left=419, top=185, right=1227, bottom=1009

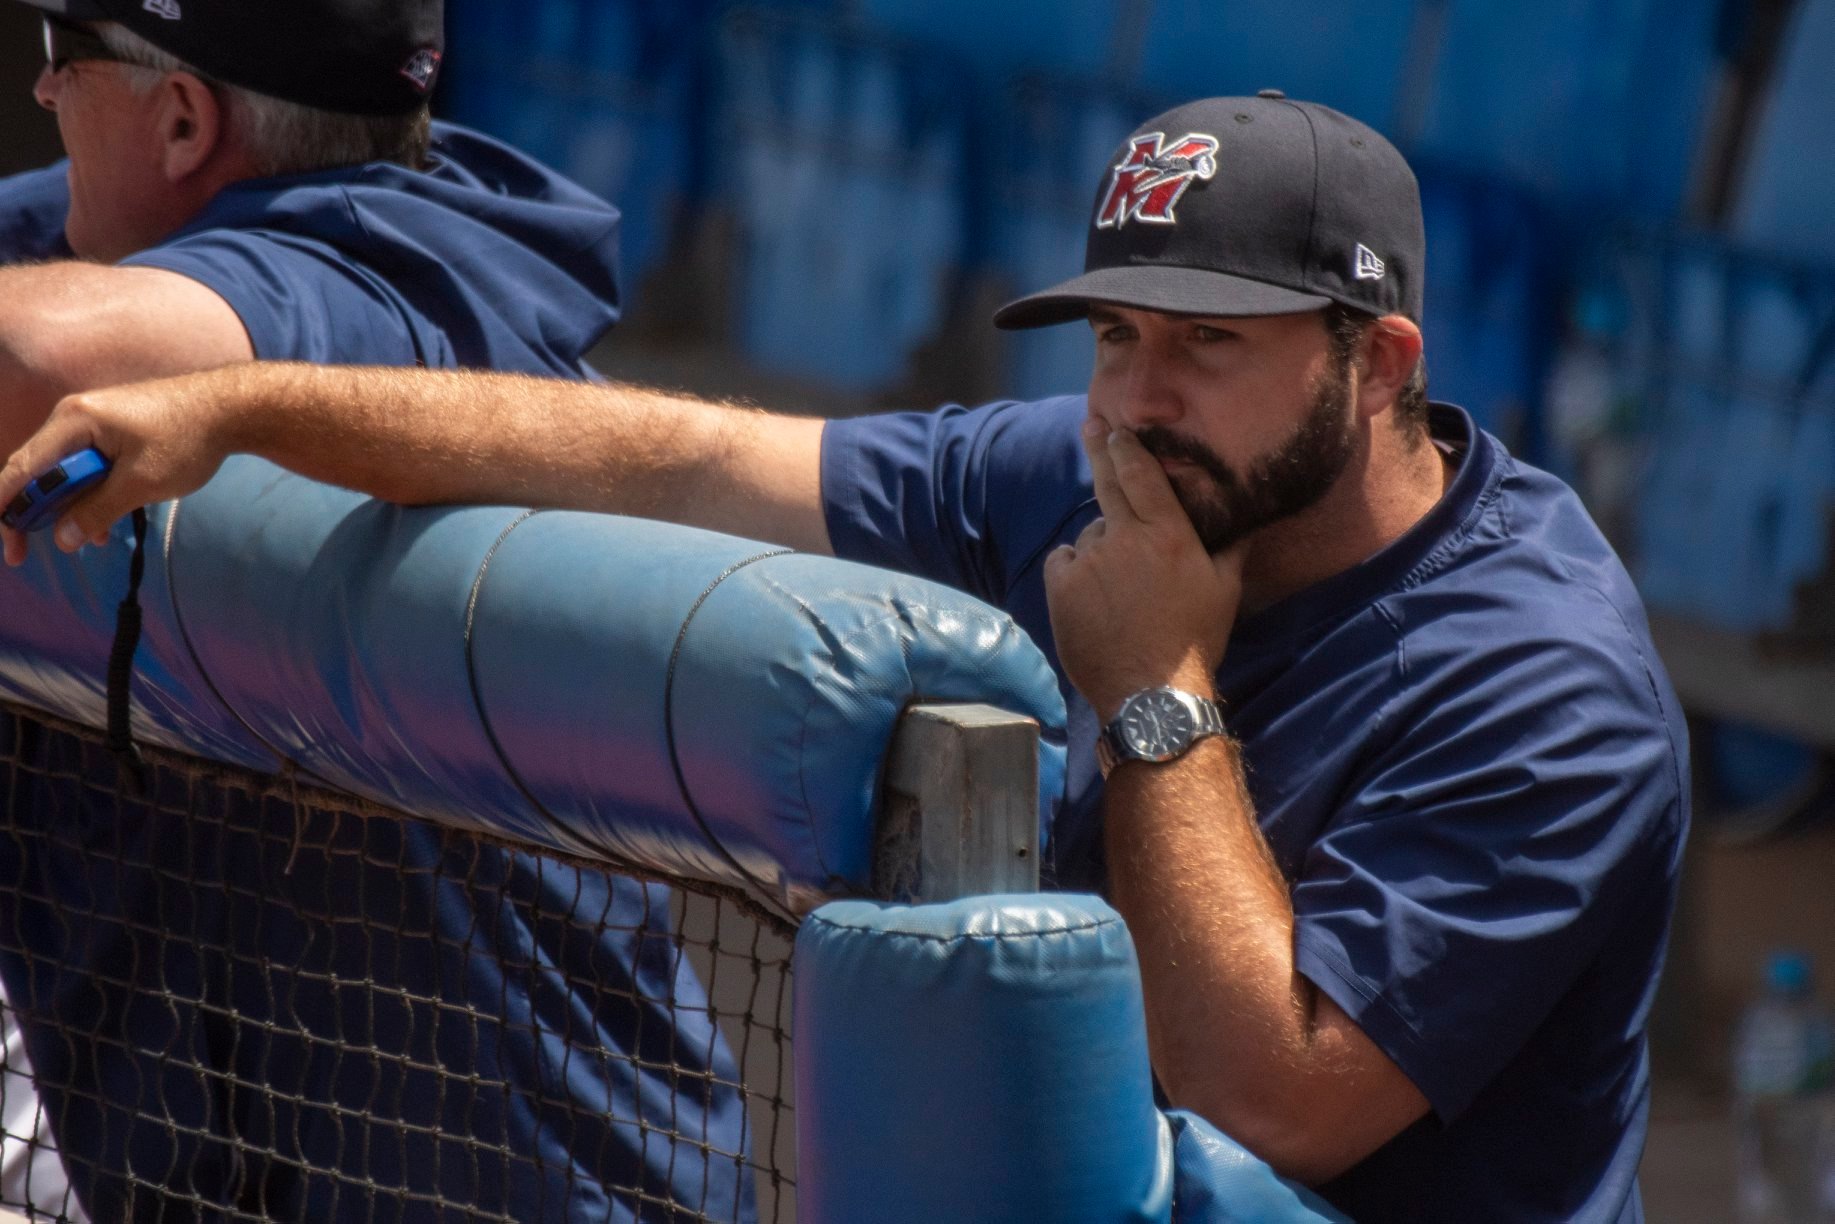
left=1095, top=132, right=1219, bottom=230
left=143, top=0, right=181, bottom=19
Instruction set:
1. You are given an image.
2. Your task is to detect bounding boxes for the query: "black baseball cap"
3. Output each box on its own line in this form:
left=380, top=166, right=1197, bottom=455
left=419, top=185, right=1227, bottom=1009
left=995, top=92, right=1425, bottom=330
left=18, top=0, right=443, bottom=116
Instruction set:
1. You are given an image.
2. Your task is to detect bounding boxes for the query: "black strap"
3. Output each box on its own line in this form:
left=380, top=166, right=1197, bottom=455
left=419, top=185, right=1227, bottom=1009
left=105, top=508, right=149, bottom=796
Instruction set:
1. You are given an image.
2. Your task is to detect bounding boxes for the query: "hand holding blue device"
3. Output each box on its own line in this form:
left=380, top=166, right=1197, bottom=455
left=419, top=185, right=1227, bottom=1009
left=2, top=448, right=112, bottom=533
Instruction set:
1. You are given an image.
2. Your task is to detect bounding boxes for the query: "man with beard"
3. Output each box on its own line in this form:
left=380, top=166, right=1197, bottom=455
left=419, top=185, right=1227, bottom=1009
left=1, top=95, right=1688, bottom=1223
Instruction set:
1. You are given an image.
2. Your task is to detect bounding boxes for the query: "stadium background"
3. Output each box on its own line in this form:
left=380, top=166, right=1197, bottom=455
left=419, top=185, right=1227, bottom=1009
left=2, top=0, right=1833, bottom=1217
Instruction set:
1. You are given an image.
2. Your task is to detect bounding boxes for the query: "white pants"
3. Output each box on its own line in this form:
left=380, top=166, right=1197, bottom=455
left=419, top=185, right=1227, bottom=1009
left=0, top=981, right=80, bottom=1222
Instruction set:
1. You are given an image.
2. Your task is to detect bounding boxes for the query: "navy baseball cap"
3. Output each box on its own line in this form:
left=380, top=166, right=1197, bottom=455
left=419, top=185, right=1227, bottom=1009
left=17, top=0, right=443, bottom=115
left=995, top=92, right=1425, bottom=329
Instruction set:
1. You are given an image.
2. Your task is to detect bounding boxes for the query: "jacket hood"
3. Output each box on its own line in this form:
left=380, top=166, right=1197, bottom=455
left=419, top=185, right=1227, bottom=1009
left=176, top=122, right=622, bottom=376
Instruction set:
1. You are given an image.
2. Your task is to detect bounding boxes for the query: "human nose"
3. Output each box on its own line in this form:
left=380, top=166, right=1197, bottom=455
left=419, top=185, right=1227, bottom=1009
left=1110, top=344, right=1185, bottom=430
left=33, top=64, right=61, bottom=113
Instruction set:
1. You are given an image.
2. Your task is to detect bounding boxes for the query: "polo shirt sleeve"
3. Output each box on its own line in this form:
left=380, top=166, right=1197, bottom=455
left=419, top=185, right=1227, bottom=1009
left=0, top=163, right=74, bottom=263
left=821, top=400, right=1011, bottom=602
left=1289, top=621, right=1685, bottom=1122
left=821, top=395, right=1091, bottom=603
left=121, top=229, right=430, bottom=366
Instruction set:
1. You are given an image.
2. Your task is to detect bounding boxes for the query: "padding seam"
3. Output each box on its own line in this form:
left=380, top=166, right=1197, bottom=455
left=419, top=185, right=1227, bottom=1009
left=163, top=493, right=304, bottom=777
left=461, top=509, right=686, bottom=879
left=462, top=509, right=568, bottom=844
left=664, top=548, right=799, bottom=926
left=802, top=913, right=1125, bottom=944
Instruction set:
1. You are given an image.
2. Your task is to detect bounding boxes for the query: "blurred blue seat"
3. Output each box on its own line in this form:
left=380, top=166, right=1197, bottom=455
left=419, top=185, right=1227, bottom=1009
left=1411, top=168, right=1557, bottom=451
left=1734, top=275, right=1829, bottom=619
left=980, top=79, right=1150, bottom=400
left=1135, top=0, right=1417, bottom=132
left=715, top=9, right=971, bottom=389
left=1733, top=0, right=1835, bottom=263
left=440, top=0, right=712, bottom=296
left=859, top=0, right=1122, bottom=79
left=1602, top=236, right=1835, bottom=633
left=1416, top=0, right=1720, bottom=217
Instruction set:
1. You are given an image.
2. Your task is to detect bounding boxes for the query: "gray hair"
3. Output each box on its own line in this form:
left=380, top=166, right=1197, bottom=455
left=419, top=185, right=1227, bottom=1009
left=97, top=24, right=431, bottom=177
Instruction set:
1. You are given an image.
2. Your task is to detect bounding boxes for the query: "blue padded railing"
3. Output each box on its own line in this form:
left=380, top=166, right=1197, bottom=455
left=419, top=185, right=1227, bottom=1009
left=0, top=457, right=1065, bottom=915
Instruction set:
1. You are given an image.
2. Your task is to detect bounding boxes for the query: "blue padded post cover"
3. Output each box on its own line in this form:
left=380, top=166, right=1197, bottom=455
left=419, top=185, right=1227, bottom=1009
left=793, top=895, right=1174, bottom=1223
left=794, top=895, right=1350, bottom=1224
left=1166, top=1113, right=1351, bottom=1223
left=0, top=460, right=1066, bottom=910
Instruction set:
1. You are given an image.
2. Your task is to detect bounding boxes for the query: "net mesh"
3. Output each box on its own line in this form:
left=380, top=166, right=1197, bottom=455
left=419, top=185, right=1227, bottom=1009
left=0, top=701, right=797, bottom=1223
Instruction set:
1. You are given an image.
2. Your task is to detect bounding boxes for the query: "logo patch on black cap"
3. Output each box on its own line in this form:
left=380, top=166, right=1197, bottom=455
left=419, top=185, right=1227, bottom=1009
left=1095, top=132, right=1219, bottom=230
left=399, top=47, right=441, bottom=93
left=143, top=0, right=181, bottom=19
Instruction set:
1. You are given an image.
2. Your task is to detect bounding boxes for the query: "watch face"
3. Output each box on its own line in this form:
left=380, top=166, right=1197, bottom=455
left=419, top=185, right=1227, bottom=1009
left=1119, top=689, right=1194, bottom=761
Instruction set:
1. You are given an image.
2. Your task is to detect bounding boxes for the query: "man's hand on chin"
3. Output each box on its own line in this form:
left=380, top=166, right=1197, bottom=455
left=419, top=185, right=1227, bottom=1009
left=1044, top=419, right=1246, bottom=719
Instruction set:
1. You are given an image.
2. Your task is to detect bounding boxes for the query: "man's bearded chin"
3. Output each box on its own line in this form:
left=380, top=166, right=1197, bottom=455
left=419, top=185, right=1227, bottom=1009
left=1135, top=357, right=1358, bottom=554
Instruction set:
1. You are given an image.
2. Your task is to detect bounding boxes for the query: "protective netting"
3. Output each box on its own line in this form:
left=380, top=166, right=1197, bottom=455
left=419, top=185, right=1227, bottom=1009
left=0, top=702, right=797, bottom=1223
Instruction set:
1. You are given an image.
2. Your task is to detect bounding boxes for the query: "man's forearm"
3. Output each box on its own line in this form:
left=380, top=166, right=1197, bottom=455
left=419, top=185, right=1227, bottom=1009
left=211, top=364, right=726, bottom=508
left=1103, top=736, right=1427, bottom=1182
left=49, top=361, right=832, bottom=554
left=1103, top=737, right=1307, bottom=1103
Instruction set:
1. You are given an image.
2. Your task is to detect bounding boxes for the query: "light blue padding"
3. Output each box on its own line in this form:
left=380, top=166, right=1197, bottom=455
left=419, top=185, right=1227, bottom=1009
left=471, top=513, right=1066, bottom=907
left=1166, top=1112, right=1351, bottom=1223
left=0, top=458, right=1066, bottom=909
left=794, top=895, right=1347, bottom=1223
left=0, top=497, right=272, bottom=775
left=794, top=895, right=1174, bottom=1223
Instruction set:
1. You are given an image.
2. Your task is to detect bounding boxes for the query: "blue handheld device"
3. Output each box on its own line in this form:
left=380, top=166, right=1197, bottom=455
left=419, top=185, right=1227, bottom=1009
left=2, top=448, right=112, bottom=533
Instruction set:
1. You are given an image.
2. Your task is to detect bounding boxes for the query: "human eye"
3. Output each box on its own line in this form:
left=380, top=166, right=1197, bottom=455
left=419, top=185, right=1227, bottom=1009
left=1089, top=315, right=1135, bottom=344
left=1191, top=323, right=1238, bottom=343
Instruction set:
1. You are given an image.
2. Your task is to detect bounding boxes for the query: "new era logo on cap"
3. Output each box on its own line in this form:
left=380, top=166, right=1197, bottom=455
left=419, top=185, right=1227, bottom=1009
left=143, top=0, right=181, bottom=18
left=1355, top=244, right=1386, bottom=281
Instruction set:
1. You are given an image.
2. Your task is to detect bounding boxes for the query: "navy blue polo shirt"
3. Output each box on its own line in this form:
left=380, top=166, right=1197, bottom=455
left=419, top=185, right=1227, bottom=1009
left=0, top=126, right=750, bottom=1221
left=823, top=396, right=1689, bottom=1223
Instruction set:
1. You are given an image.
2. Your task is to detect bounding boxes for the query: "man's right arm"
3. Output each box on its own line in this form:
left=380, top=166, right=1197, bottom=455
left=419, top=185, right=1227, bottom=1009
left=0, top=261, right=257, bottom=458
left=0, top=362, right=832, bottom=564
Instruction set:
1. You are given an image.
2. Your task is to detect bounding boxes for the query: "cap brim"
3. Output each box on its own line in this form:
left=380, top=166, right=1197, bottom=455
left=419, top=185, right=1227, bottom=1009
left=12, top=0, right=112, bottom=17
left=993, top=265, right=1332, bottom=330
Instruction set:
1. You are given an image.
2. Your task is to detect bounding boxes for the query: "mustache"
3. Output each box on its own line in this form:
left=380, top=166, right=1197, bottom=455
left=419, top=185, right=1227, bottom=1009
left=1132, top=426, right=1238, bottom=489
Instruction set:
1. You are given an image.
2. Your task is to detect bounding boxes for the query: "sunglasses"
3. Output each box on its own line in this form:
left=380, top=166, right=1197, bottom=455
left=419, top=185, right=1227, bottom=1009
left=41, top=15, right=132, bottom=74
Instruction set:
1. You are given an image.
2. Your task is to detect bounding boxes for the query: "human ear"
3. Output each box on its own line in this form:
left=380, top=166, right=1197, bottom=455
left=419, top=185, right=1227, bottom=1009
left=1354, top=315, right=1424, bottom=422
left=155, top=72, right=223, bottom=183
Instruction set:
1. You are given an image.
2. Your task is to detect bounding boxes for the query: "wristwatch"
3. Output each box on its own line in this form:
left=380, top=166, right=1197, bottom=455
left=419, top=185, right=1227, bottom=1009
left=1095, top=686, right=1227, bottom=778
